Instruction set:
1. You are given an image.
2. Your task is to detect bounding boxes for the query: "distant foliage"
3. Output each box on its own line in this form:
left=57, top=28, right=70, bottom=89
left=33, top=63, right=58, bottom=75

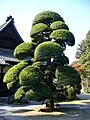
left=75, top=30, right=90, bottom=93
left=76, top=30, right=90, bottom=80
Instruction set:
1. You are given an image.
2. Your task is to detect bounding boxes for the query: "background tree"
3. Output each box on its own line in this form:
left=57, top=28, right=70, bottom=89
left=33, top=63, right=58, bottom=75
left=4, top=11, right=80, bottom=112
left=76, top=30, right=90, bottom=92
left=70, top=61, right=87, bottom=92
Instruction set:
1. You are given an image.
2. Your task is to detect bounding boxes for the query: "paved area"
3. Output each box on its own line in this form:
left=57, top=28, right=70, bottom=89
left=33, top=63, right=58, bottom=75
left=0, top=93, right=90, bottom=120
left=77, top=93, right=90, bottom=100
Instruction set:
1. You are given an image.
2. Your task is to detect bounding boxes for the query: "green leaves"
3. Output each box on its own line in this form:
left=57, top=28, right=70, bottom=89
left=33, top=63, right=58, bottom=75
left=19, top=66, right=44, bottom=86
left=34, top=41, right=64, bottom=61
left=14, top=42, right=35, bottom=60
left=30, top=23, right=51, bottom=37
left=55, top=66, right=81, bottom=86
left=25, top=83, right=52, bottom=101
left=3, top=61, right=28, bottom=83
left=50, top=21, right=69, bottom=30
left=32, top=11, right=64, bottom=26
left=14, top=86, right=30, bottom=100
left=50, top=29, right=75, bottom=46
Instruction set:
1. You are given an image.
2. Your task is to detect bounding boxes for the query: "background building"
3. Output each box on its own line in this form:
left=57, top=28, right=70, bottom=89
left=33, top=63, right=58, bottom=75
left=0, top=16, right=24, bottom=96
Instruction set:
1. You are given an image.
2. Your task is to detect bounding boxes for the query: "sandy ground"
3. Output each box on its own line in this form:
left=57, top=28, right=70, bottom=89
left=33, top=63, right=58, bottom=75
left=0, top=93, right=90, bottom=120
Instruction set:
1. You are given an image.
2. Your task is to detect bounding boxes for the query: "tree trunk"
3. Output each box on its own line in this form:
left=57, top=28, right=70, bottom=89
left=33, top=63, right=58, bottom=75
left=45, top=96, right=54, bottom=112
left=45, top=61, right=54, bottom=112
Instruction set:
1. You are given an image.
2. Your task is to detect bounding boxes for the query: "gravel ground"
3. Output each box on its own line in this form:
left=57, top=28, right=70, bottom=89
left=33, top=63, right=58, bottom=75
left=0, top=93, right=90, bottom=120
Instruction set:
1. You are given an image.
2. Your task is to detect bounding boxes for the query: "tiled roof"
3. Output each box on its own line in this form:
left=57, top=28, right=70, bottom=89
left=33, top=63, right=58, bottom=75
left=0, top=16, right=24, bottom=49
left=0, top=56, right=10, bottom=66
left=0, top=17, right=13, bottom=32
left=0, top=56, right=6, bottom=64
left=0, top=16, right=14, bottom=32
left=0, top=48, right=19, bottom=64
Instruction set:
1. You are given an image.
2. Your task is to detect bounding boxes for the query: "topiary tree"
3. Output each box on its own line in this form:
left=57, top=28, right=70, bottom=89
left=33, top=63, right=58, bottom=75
left=3, top=10, right=81, bottom=112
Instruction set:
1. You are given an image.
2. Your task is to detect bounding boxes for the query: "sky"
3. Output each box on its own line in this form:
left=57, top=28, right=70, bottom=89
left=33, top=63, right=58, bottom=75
left=0, top=0, right=90, bottom=64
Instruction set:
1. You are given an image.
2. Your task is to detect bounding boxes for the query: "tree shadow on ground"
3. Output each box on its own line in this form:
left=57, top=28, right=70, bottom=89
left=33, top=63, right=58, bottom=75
left=1, top=105, right=90, bottom=120
left=11, top=109, right=34, bottom=113
left=81, top=101, right=90, bottom=104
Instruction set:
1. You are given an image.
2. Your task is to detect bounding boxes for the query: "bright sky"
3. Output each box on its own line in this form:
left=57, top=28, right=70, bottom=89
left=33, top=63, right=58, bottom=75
left=0, top=0, right=90, bottom=64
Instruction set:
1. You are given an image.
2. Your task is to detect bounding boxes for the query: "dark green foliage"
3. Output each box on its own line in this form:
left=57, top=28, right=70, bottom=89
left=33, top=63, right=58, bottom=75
left=30, top=23, right=51, bottom=37
left=55, top=66, right=81, bottom=99
left=14, top=86, right=30, bottom=100
left=7, top=81, right=20, bottom=95
left=25, top=90, right=36, bottom=100
left=74, top=84, right=81, bottom=94
left=55, top=66, right=81, bottom=86
left=3, top=61, right=28, bottom=84
left=25, top=83, right=52, bottom=101
left=7, top=81, right=16, bottom=90
left=14, top=42, right=35, bottom=60
left=32, top=61, right=44, bottom=67
left=32, top=11, right=64, bottom=26
left=15, top=83, right=52, bottom=101
left=31, top=34, right=45, bottom=44
left=34, top=41, right=64, bottom=61
left=32, top=62, right=45, bottom=71
left=50, top=29, right=75, bottom=46
left=50, top=21, right=69, bottom=30
left=19, top=66, right=44, bottom=87
left=53, top=55, right=69, bottom=66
